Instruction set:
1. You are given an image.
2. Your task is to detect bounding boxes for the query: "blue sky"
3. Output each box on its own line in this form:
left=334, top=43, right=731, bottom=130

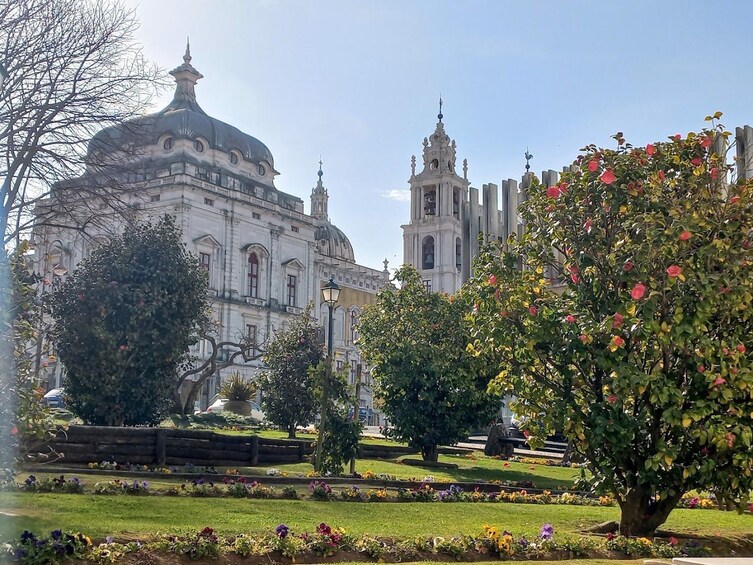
left=124, top=0, right=753, bottom=272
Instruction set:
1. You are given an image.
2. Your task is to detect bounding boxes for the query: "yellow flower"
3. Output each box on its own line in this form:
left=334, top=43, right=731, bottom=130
left=638, top=537, right=652, bottom=545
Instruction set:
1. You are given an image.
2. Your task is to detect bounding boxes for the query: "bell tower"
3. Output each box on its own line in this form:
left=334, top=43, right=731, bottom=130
left=401, top=99, right=470, bottom=293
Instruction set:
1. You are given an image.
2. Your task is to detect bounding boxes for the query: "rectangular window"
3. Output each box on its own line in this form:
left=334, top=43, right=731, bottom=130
left=150, top=194, right=160, bottom=202
left=246, top=324, right=257, bottom=355
left=199, top=253, right=211, bottom=271
left=247, top=254, right=259, bottom=298
left=286, top=274, right=297, bottom=307
left=204, top=198, right=214, bottom=206
left=291, top=225, right=299, bottom=233
left=423, top=279, right=432, bottom=292
left=252, top=212, right=261, bottom=220
left=336, top=360, right=343, bottom=372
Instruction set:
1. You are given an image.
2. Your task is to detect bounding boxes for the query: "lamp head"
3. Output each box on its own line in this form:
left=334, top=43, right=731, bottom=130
left=321, top=277, right=340, bottom=305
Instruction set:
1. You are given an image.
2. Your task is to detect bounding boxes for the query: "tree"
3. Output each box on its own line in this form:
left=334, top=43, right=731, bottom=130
left=359, top=265, right=499, bottom=461
left=467, top=118, right=753, bottom=536
left=50, top=215, right=207, bottom=426
left=0, top=0, right=164, bottom=246
left=175, top=323, right=264, bottom=416
left=257, top=309, right=324, bottom=438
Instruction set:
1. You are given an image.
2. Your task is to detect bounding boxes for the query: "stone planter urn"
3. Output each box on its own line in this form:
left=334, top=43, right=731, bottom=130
left=223, top=400, right=251, bottom=416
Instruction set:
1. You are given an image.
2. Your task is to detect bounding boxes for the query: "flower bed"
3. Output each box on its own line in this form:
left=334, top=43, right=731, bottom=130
left=5, top=523, right=713, bottom=563
left=10, top=475, right=725, bottom=510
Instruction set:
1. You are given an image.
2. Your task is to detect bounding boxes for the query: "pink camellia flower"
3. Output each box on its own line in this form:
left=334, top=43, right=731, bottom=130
left=679, top=231, right=692, bottom=241
left=579, top=334, right=589, bottom=344
left=700, top=135, right=712, bottom=149
left=623, top=261, right=634, bottom=272
left=691, top=157, right=702, bottom=167
left=710, top=167, right=719, bottom=180
left=731, top=195, right=740, bottom=204
left=488, top=274, right=497, bottom=286
left=611, top=335, right=625, bottom=348
left=713, top=377, right=726, bottom=387
left=666, top=265, right=682, bottom=278
left=119, top=345, right=127, bottom=351
left=613, top=313, right=624, bottom=328
left=646, top=143, right=656, bottom=156
left=570, top=272, right=580, bottom=284
left=546, top=185, right=560, bottom=198
left=600, top=169, right=616, bottom=185
left=737, top=344, right=746, bottom=353
left=528, top=306, right=538, bottom=316
left=698, top=365, right=706, bottom=373
left=674, top=134, right=682, bottom=140
left=587, top=160, right=599, bottom=172
left=565, top=315, right=576, bottom=324
left=631, top=283, right=647, bottom=300
left=606, top=394, right=618, bottom=404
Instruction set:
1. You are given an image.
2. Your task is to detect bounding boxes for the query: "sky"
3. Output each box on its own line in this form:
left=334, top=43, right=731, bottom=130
left=123, top=0, right=753, bottom=272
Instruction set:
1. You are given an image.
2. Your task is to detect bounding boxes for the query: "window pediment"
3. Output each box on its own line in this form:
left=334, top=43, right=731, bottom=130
left=282, top=258, right=305, bottom=271
left=193, top=234, right=221, bottom=248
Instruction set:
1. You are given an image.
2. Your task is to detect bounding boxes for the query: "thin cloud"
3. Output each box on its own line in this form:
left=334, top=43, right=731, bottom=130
left=382, top=189, right=411, bottom=202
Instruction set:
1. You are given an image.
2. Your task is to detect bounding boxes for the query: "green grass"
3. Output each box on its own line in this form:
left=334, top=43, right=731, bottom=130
left=1, top=493, right=750, bottom=541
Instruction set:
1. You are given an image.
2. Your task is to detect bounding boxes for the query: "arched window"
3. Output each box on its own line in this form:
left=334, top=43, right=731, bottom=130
left=247, top=253, right=259, bottom=297
left=194, top=139, right=204, bottom=153
left=163, top=137, right=173, bottom=150
left=422, top=236, right=435, bottom=270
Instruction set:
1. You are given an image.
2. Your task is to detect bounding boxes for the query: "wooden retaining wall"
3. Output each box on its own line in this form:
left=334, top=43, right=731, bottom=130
left=45, top=426, right=470, bottom=467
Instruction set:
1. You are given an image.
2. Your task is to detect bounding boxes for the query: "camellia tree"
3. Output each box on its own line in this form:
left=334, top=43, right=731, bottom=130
left=257, top=308, right=324, bottom=438
left=359, top=265, right=499, bottom=461
left=51, top=215, right=207, bottom=426
left=467, top=116, right=753, bottom=536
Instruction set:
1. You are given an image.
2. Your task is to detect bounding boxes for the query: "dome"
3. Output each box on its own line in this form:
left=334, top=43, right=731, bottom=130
left=315, top=221, right=355, bottom=262
left=87, top=44, right=274, bottom=168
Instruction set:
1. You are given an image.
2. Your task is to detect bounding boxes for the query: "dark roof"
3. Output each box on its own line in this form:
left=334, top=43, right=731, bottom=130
left=315, top=221, right=355, bottom=262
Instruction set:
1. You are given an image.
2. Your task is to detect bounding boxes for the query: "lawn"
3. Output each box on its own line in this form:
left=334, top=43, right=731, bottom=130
left=1, top=493, right=750, bottom=541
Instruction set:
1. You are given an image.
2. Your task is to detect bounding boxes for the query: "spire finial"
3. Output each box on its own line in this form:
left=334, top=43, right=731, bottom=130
left=184, top=37, right=191, bottom=64
left=438, top=95, right=443, bottom=122
left=525, top=148, right=533, bottom=172
left=318, top=156, right=323, bottom=179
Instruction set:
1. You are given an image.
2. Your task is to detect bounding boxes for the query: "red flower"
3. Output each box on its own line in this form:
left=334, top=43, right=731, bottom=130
left=646, top=143, right=656, bottom=156
left=710, top=167, right=719, bottom=180
left=570, top=273, right=580, bottom=284
left=698, top=365, right=706, bottom=373
left=546, top=185, right=560, bottom=198
left=587, top=159, right=599, bottom=172
left=631, top=283, right=647, bottom=300
left=488, top=274, right=497, bottom=286
left=579, top=334, right=589, bottom=344
left=528, top=306, right=538, bottom=316
left=713, top=377, right=726, bottom=387
left=623, top=261, right=634, bottom=272
left=700, top=135, right=712, bottom=149
left=523, top=430, right=530, bottom=438
left=666, top=265, right=682, bottom=277
left=737, top=344, right=746, bottom=353
left=679, top=231, right=692, bottom=241
left=691, top=157, right=702, bottom=167
left=499, top=310, right=509, bottom=318
left=606, top=394, right=618, bottom=404
left=611, top=335, right=625, bottom=348
left=600, top=169, right=616, bottom=185
left=658, top=170, right=666, bottom=181
left=674, top=134, right=682, bottom=140
left=613, top=313, right=624, bottom=328
left=584, top=219, right=593, bottom=233
left=607, top=533, right=616, bottom=541
left=565, top=315, right=576, bottom=324
left=731, top=195, right=740, bottom=204
left=669, top=537, right=679, bottom=546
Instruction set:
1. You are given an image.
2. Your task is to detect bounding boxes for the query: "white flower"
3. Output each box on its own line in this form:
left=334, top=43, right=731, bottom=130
left=266, top=468, right=280, bottom=476
left=422, top=475, right=435, bottom=482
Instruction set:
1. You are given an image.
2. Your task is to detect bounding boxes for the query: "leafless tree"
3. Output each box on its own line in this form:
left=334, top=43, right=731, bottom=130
left=176, top=324, right=268, bottom=416
left=0, top=0, right=166, bottom=247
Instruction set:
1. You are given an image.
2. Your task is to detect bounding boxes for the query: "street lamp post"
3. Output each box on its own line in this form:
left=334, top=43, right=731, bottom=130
left=315, top=277, right=340, bottom=472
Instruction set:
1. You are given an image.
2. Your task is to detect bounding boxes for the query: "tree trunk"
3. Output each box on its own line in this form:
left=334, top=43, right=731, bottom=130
left=618, top=486, right=683, bottom=537
left=287, top=425, right=296, bottom=439
left=421, top=444, right=439, bottom=462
